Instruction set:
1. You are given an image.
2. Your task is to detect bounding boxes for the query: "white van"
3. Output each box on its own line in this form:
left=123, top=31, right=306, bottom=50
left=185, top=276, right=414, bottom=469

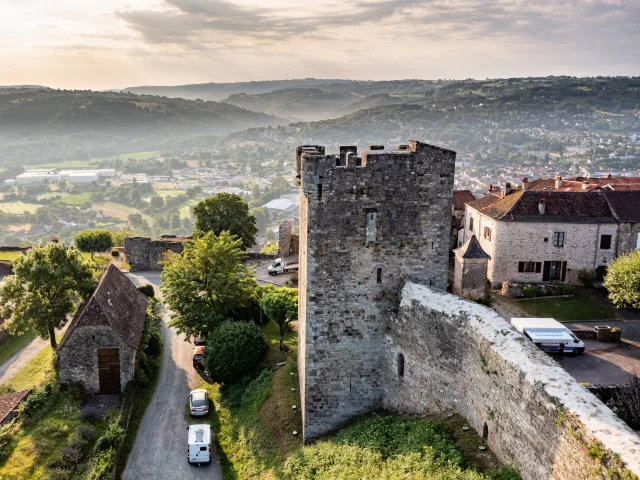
left=187, top=424, right=212, bottom=465
left=511, top=317, right=585, bottom=354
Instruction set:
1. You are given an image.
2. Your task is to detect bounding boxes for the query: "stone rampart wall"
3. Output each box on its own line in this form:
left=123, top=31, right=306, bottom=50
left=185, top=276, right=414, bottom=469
left=124, top=236, right=187, bottom=271
left=383, top=282, right=640, bottom=480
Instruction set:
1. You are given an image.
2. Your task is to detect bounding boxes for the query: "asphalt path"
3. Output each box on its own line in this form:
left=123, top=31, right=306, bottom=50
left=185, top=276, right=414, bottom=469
left=122, top=272, right=221, bottom=480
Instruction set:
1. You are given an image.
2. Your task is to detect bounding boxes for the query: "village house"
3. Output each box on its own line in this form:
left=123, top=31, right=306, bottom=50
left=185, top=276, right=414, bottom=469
left=460, top=177, right=640, bottom=287
left=0, top=391, right=29, bottom=426
left=57, top=264, right=148, bottom=394
left=451, top=190, right=476, bottom=250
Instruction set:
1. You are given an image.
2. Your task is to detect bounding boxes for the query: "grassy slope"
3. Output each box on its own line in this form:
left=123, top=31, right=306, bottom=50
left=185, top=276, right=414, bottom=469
left=0, top=251, right=23, bottom=261
left=0, top=344, right=54, bottom=393
left=0, top=201, right=41, bottom=214
left=24, top=151, right=160, bottom=170
left=59, top=193, right=92, bottom=205
left=0, top=331, right=36, bottom=369
left=515, top=287, right=620, bottom=321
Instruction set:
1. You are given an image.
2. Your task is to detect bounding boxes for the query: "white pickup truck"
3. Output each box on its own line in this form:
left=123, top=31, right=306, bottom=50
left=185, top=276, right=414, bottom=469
left=511, top=317, right=585, bottom=354
left=267, top=257, right=299, bottom=276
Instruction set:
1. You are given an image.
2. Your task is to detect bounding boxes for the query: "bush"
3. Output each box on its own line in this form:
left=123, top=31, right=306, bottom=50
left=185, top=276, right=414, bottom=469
left=203, top=320, right=267, bottom=383
left=111, top=249, right=120, bottom=257
left=94, top=416, right=125, bottom=453
left=138, top=284, right=155, bottom=298
left=554, top=284, right=576, bottom=296
left=0, top=420, right=16, bottom=459
left=577, top=269, right=596, bottom=288
left=80, top=405, right=103, bottom=424
left=288, top=273, right=298, bottom=286
left=87, top=447, right=115, bottom=480
left=604, top=250, right=640, bottom=309
left=523, top=286, right=538, bottom=298
left=18, top=383, right=53, bottom=418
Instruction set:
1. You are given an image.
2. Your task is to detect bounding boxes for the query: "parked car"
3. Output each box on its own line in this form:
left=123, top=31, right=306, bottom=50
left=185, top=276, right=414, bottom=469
left=192, top=346, right=205, bottom=368
left=193, top=335, right=206, bottom=346
left=189, top=389, right=209, bottom=416
left=187, top=424, right=211, bottom=465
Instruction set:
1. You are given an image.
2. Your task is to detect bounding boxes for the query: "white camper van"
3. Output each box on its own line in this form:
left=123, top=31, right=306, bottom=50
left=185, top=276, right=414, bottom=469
left=511, top=317, right=585, bottom=354
left=187, top=424, right=212, bottom=465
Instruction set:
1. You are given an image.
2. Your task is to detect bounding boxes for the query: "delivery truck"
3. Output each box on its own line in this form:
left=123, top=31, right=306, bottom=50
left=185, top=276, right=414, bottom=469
left=267, top=257, right=299, bottom=276
left=511, top=317, right=585, bottom=354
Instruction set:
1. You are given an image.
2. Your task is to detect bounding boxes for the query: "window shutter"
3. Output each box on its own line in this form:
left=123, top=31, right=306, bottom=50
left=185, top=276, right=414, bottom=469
left=561, top=261, right=567, bottom=282
left=535, top=262, right=541, bottom=273
left=542, top=261, right=551, bottom=281
left=518, top=262, right=524, bottom=273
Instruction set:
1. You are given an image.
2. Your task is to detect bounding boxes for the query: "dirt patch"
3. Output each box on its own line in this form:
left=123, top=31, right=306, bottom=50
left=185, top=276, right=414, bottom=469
left=92, top=201, right=131, bottom=220
left=259, top=357, right=303, bottom=457
left=490, top=291, right=528, bottom=320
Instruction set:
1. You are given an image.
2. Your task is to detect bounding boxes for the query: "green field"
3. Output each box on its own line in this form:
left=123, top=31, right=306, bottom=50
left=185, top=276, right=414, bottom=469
left=178, top=199, right=199, bottom=218
left=26, top=151, right=160, bottom=169
left=515, top=287, right=620, bottom=321
left=0, top=251, right=24, bottom=261
left=0, top=201, right=41, bottom=214
left=60, top=192, right=92, bottom=205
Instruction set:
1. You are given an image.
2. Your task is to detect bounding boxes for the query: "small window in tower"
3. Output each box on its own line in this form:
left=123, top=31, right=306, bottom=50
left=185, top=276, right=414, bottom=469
left=482, top=423, right=488, bottom=441
left=376, top=268, right=382, bottom=284
left=397, top=353, right=405, bottom=378
left=317, top=184, right=322, bottom=201
left=366, top=210, right=377, bottom=244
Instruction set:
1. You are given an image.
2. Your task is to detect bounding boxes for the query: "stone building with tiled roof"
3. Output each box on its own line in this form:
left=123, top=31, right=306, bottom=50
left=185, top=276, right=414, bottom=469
left=57, top=264, right=148, bottom=394
left=0, top=391, right=29, bottom=426
left=460, top=179, right=640, bottom=287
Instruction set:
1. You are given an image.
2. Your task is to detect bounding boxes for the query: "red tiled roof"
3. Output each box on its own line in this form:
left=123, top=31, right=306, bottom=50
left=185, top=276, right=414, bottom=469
left=452, top=190, right=476, bottom=211
left=528, top=176, right=640, bottom=193
left=0, top=391, right=29, bottom=424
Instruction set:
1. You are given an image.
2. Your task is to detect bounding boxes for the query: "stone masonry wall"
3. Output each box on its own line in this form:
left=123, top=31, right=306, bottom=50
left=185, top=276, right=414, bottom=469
left=298, top=141, right=456, bottom=441
left=124, top=236, right=187, bottom=271
left=278, top=220, right=293, bottom=257
left=384, top=282, right=640, bottom=480
left=617, top=222, right=640, bottom=255
left=58, top=325, right=136, bottom=394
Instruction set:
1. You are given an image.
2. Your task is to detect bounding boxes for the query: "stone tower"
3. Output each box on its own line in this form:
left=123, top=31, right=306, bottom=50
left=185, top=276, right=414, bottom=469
left=297, top=141, right=456, bottom=440
left=452, top=234, right=490, bottom=300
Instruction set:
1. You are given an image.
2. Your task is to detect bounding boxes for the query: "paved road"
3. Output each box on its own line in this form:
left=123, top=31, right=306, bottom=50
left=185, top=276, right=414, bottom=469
left=122, top=272, right=221, bottom=480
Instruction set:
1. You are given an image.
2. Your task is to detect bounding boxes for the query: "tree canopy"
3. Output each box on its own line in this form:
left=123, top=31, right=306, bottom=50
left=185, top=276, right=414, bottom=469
left=0, top=243, right=96, bottom=349
left=160, top=231, right=258, bottom=337
left=604, top=250, right=640, bottom=309
left=259, top=286, right=298, bottom=350
left=74, top=229, right=113, bottom=259
left=193, top=193, right=258, bottom=250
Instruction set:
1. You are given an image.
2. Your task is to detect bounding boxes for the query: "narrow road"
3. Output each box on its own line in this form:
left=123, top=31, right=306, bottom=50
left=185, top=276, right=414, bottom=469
left=123, top=272, right=221, bottom=480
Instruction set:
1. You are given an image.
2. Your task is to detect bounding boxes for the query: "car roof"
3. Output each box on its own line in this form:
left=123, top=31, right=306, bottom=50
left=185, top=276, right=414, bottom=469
left=190, top=390, right=207, bottom=399
left=193, top=346, right=205, bottom=354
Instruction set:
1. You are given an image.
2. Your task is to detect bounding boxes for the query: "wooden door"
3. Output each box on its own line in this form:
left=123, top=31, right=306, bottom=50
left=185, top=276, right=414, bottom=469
left=98, top=348, right=121, bottom=394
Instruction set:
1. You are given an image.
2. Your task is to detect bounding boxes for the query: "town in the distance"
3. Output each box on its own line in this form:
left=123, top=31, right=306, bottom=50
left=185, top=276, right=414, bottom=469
left=0, top=76, right=639, bottom=480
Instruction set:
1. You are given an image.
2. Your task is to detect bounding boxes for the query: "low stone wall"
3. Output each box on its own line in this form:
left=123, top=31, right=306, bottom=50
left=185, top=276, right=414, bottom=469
left=124, top=236, right=188, bottom=272
left=383, top=283, right=640, bottom=480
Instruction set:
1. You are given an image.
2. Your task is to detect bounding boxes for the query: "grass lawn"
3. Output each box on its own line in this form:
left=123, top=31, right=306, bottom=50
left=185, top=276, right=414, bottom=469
left=0, top=343, right=55, bottom=393
left=30, top=151, right=160, bottom=169
left=0, top=331, right=36, bottom=370
left=0, top=201, right=41, bottom=214
left=0, top=251, right=24, bottom=261
left=515, top=287, right=620, bottom=321
left=60, top=192, right=92, bottom=205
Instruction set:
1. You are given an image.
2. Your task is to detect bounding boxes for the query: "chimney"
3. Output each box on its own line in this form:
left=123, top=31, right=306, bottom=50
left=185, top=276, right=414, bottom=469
left=489, top=184, right=494, bottom=193
left=582, top=181, right=590, bottom=190
left=606, top=172, right=612, bottom=179
left=555, top=176, right=563, bottom=189
left=522, top=178, right=529, bottom=191
left=501, top=182, right=512, bottom=197
left=538, top=200, right=546, bottom=215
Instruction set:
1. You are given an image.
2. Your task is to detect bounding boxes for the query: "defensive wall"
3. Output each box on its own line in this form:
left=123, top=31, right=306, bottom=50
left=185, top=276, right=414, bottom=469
left=385, top=283, right=640, bottom=479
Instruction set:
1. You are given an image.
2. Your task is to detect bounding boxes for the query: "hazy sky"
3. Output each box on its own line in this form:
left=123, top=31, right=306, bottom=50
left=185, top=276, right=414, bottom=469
left=1, top=0, right=639, bottom=90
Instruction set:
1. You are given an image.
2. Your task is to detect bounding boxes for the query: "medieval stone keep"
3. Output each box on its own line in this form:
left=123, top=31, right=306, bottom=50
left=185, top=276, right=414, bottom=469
left=124, top=235, right=188, bottom=271
left=296, top=141, right=640, bottom=479
left=297, top=141, right=457, bottom=440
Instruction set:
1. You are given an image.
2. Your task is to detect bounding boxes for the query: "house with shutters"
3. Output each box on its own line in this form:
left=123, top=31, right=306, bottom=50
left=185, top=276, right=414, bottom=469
left=57, top=264, right=148, bottom=394
left=460, top=180, right=640, bottom=287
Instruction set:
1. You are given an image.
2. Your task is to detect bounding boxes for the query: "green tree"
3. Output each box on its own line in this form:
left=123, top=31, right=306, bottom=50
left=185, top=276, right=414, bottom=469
left=0, top=243, right=96, bottom=349
left=604, top=250, right=640, bottom=309
left=260, top=241, right=279, bottom=255
left=111, top=230, right=141, bottom=247
left=202, top=320, right=266, bottom=383
left=170, top=212, right=181, bottom=229
left=160, top=231, right=258, bottom=337
left=128, top=213, right=148, bottom=231
left=150, top=196, right=164, bottom=209
left=259, top=287, right=298, bottom=350
left=193, top=193, right=258, bottom=249
left=74, top=229, right=113, bottom=260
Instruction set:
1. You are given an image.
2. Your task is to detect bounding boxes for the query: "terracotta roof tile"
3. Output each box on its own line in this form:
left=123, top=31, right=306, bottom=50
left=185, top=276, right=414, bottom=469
left=452, top=190, right=476, bottom=211
left=604, top=191, right=640, bottom=222
left=0, top=391, right=29, bottom=424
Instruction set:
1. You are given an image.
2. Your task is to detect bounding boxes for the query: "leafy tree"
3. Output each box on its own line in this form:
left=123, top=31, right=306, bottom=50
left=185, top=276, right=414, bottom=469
left=0, top=243, right=96, bottom=349
left=74, top=229, right=113, bottom=260
left=604, top=250, right=640, bottom=309
left=259, top=287, right=298, bottom=350
left=260, top=241, right=279, bottom=255
left=150, top=196, right=164, bottom=209
left=128, top=213, right=148, bottom=231
left=111, top=230, right=141, bottom=247
left=160, top=231, right=258, bottom=337
left=193, top=193, right=258, bottom=249
left=186, top=186, right=202, bottom=198
left=202, top=320, right=266, bottom=383
left=170, top=213, right=181, bottom=229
